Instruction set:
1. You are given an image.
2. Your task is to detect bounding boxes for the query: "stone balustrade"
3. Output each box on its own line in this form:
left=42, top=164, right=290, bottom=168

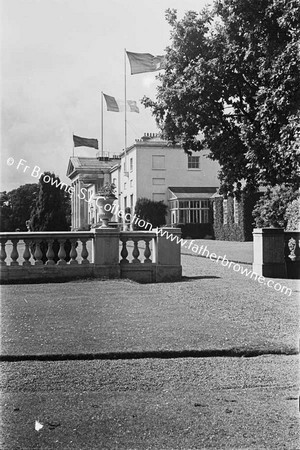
left=0, top=227, right=182, bottom=284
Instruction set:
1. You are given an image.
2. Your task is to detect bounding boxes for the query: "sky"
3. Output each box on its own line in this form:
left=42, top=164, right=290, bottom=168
left=1, top=0, right=210, bottom=192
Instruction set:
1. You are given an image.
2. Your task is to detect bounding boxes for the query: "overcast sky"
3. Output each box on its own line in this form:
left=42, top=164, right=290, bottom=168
left=1, top=0, right=210, bottom=192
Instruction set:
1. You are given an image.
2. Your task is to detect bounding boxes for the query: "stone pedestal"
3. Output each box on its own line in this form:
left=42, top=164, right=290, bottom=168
left=252, top=228, right=287, bottom=278
left=154, top=227, right=182, bottom=282
left=92, top=228, right=120, bottom=278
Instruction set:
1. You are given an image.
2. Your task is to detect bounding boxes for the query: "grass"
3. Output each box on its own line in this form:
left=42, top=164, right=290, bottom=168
left=1, top=254, right=298, bottom=357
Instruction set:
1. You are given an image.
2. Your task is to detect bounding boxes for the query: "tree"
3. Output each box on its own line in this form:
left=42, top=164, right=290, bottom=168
left=30, top=172, right=71, bottom=231
left=143, top=0, right=300, bottom=191
left=134, top=198, right=168, bottom=229
left=0, top=184, right=38, bottom=231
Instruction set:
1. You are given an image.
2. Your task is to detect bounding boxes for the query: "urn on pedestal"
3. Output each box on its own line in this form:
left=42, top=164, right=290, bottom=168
left=95, top=183, right=117, bottom=228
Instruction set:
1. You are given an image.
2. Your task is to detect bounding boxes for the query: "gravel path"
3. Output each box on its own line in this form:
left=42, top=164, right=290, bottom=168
left=1, top=356, right=298, bottom=449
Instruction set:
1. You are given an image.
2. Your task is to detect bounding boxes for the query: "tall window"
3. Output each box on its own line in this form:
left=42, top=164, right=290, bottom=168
left=233, top=197, right=239, bottom=224
left=130, top=158, right=133, bottom=172
left=223, top=199, right=228, bottom=225
left=188, top=155, right=200, bottom=169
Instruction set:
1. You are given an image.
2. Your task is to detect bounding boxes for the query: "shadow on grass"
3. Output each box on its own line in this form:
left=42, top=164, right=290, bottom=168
left=181, top=275, right=221, bottom=281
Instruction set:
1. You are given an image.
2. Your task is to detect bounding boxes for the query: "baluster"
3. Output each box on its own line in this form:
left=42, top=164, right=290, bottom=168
left=69, top=239, right=78, bottom=265
left=23, top=239, right=32, bottom=266
left=34, top=241, right=43, bottom=265
left=80, top=238, right=89, bottom=264
left=57, top=239, right=67, bottom=265
left=120, top=237, right=129, bottom=264
left=144, top=238, right=152, bottom=264
left=0, top=239, right=7, bottom=266
left=10, top=239, right=19, bottom=266
left=132, top=238, right=140, bottom=264
left=46, top=239, right=55, bottom=265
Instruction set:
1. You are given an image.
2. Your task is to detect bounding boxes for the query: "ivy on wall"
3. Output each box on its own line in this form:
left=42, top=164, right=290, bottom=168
left=212, top=193, right=260, bottom=241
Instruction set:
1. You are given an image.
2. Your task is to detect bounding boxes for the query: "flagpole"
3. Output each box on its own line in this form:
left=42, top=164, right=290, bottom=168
left=101, top=91, right=104, bottom=157
left=124, top=48, right=128, bottom=174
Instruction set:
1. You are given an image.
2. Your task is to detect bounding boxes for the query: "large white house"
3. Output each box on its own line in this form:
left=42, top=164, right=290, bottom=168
left=66, top=133, right=220, bottom=230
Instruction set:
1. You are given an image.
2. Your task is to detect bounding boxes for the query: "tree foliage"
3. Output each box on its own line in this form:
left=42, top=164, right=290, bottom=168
left=143, top=0, right=300, bottom=190
left=252, top=184, right=298, bottom=228
left=134, top=198, right=168, bottom=229
left=0, top=184, right=38, bottom=231
left=30, top=172, right=71, bottom=231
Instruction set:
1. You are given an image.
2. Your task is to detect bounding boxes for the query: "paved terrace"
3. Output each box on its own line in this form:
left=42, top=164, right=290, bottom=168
left=1, top=242, right=299, bottom=449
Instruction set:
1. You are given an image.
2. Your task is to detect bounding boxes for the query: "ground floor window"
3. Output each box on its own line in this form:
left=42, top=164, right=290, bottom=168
left=170, top=199, right=210, bottom=224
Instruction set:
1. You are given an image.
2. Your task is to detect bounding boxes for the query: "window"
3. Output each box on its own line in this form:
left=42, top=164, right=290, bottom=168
left=152, top=178, right=165, bottom=185
left=130, top=194, right=133, bottom=209
left=130, top=158, right=133, bottom=172
left=124, top=197, right=127, bottom=209
left=170, top=199, right=210, bottom=224
left=124, top=182, right=127, bottom=190
left=152, top=155, right=165, bottom=170
left=130, top=179, right=133, bottom=188
left=223, top=199, right=228, bottom=225
left=113, top=178, right=117, bottom=185
left=152, top=193, right=165, bottom=202
left=188, top=155, right=200, bottom=169
left=123, top=163, right=126, bottom=172
left=233, top=197, right=239, bottom=224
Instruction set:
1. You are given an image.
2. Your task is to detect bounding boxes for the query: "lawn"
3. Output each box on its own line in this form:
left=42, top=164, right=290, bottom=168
left=1, top=254, right=298, bottom=357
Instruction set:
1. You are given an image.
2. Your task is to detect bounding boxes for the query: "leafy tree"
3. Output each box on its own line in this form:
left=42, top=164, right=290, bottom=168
left=252, top=184, right=298, bottom=228
left=143, top=0, right=300, bottom=191
left=30, top=172, right=71, bottom=231
left=134, top=198, right=168, bottom=229
left=0, top=184, right=38, bottom=231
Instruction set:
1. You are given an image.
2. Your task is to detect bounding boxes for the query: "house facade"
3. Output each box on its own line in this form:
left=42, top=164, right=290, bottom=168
left=66, top=133, right=220, bottom=235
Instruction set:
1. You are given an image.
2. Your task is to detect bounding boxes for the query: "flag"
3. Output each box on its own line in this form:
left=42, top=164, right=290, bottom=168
left=73, top=135, right=98, bottom=149
left=126, top=51, right=165, bottom=75
left=103, top=93, right=139, bottom=113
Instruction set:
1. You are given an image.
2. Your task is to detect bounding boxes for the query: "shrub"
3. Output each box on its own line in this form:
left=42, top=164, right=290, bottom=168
left=252, top=185, right=298, bottom=228
left=133, top=198, right=167, bottom=230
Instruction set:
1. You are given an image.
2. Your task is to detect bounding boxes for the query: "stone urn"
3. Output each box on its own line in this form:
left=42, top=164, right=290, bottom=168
left=96, top=196, right=116, bottom=228
left=95, top=182, right=117, bottom=228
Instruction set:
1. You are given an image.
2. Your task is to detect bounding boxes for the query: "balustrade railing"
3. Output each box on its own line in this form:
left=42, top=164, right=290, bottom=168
left=0, top=228, right=182, bottom=283
left=119, top=231, right=156, bottom=265
left=0, top=232, right=93, bottom=267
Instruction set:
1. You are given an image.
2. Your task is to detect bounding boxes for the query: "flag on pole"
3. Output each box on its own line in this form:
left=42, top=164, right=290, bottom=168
left=126, top=51, right=165, bottom=74
left=103, top=93, right=139, bottom=113
left=73, top=135, right=98, bottom=149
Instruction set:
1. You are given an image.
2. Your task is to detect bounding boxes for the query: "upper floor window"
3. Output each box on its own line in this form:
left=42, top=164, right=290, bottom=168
left=188, top=155, right=200, bottom=169
left=130, top=158, right=133, bottom=172
left=152, top=155, right=165, bottom=170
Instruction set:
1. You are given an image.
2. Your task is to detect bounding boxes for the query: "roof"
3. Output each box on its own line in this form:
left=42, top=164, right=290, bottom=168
left=169, top=186, right=218, bottom=200
left=66, top=157, right=118, bottom=178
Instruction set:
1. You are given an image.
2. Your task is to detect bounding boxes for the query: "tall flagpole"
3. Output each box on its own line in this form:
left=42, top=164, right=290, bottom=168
left=124, top=48, right=128, bottom=174
left=101, top=91, right=104, bottom=157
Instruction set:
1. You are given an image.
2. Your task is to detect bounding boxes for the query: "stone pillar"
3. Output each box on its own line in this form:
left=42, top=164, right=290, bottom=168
left=154, top=227, right=182, bottom=281
left=252, top=228, right=287, bottom=278
left=92, top=228, right=120, bottom=278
